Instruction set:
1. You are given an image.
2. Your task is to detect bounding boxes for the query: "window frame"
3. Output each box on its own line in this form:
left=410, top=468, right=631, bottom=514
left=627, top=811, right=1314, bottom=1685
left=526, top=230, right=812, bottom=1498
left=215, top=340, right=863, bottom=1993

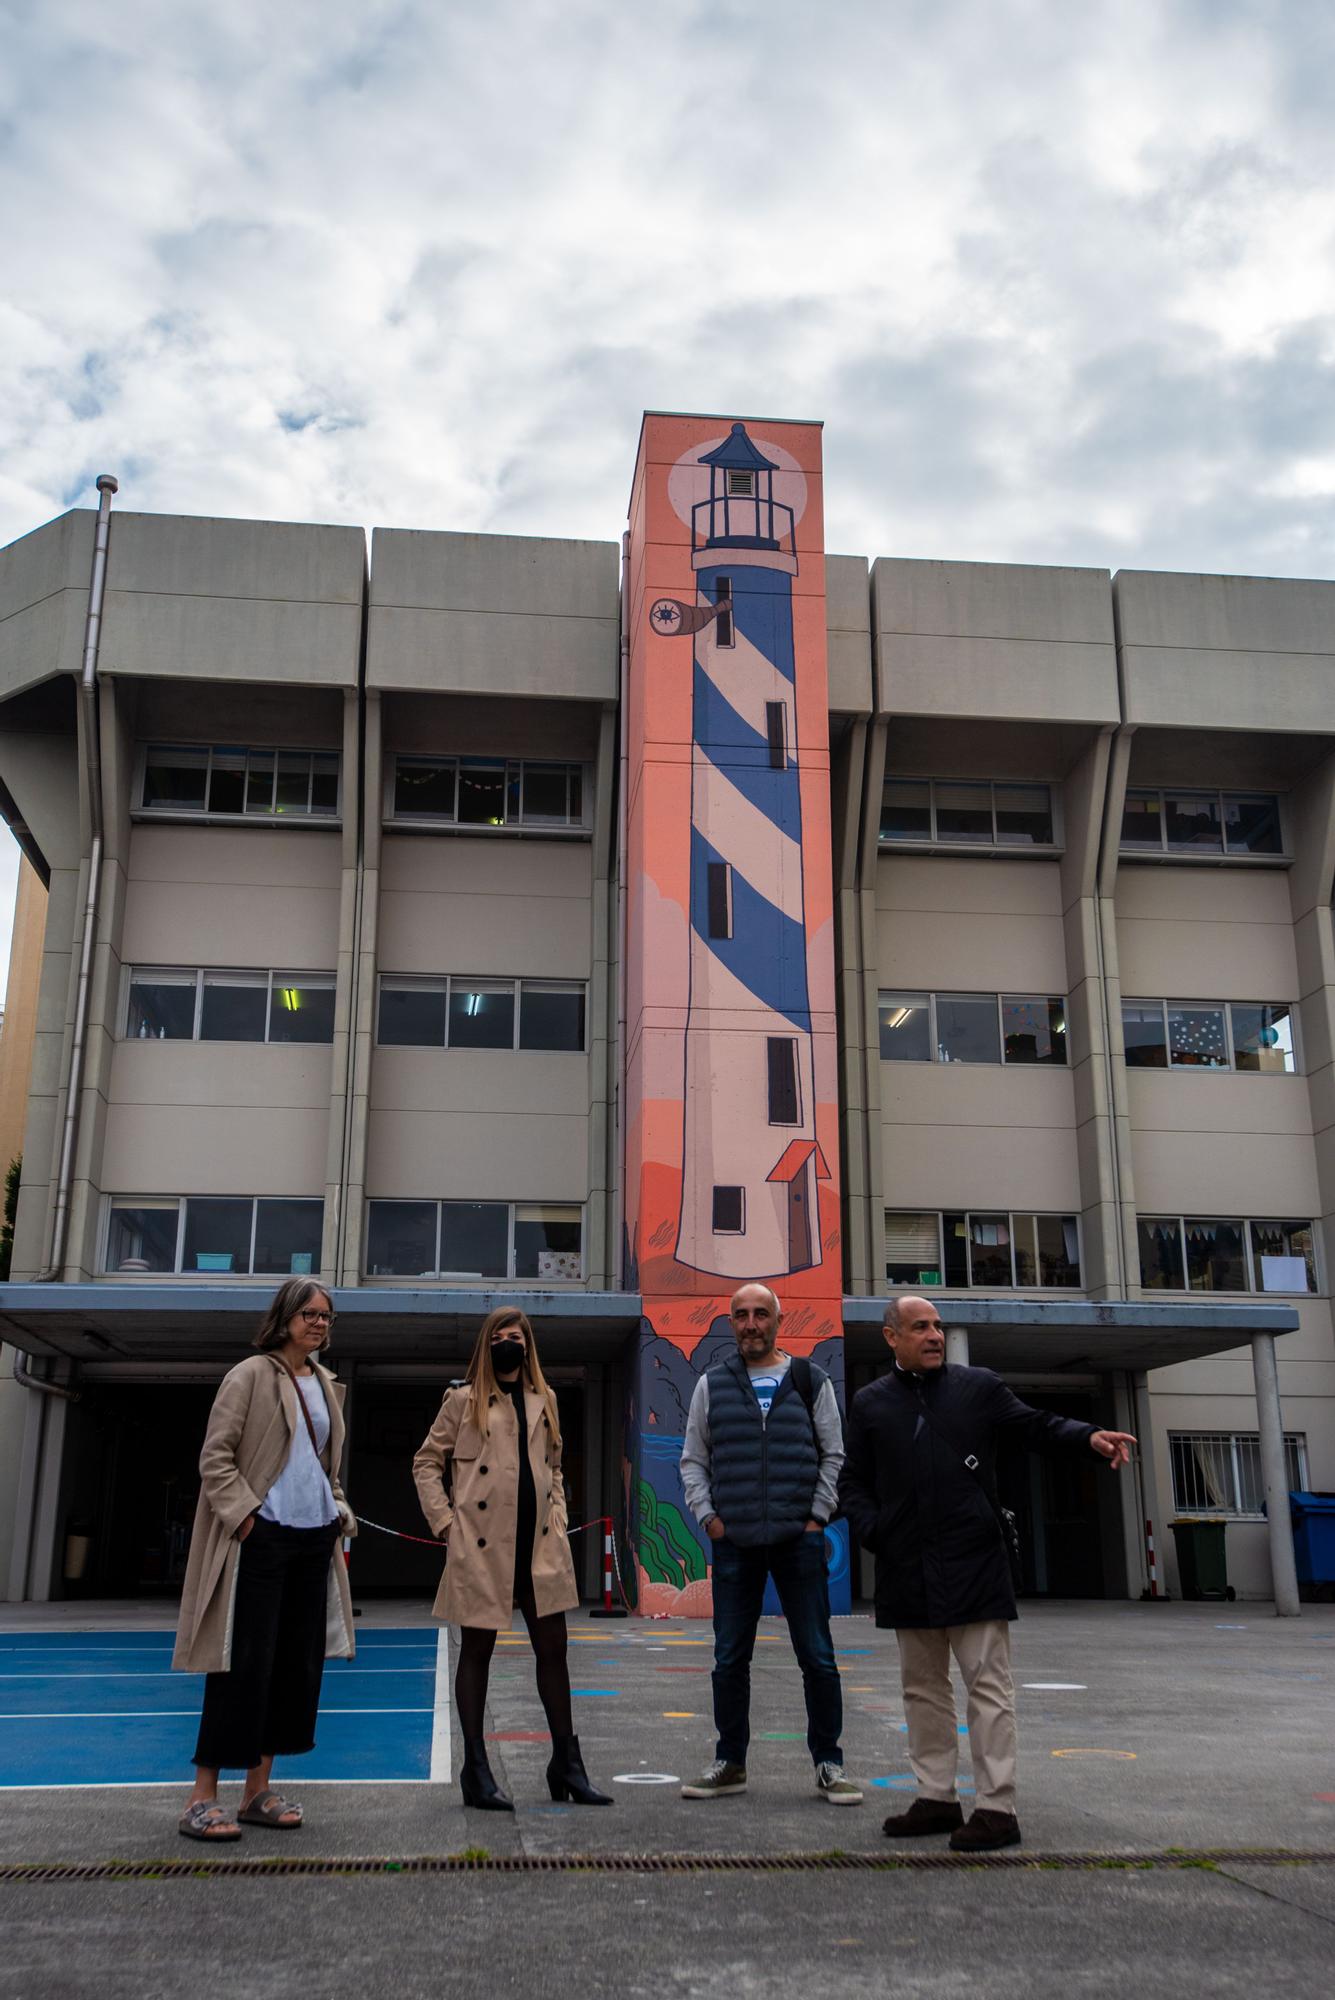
left=135, top=745, right=340, bottom=825
left=1136, top=1214, right=1321, bottom=1294
left=385, top=755, right=592, bottom=835
left=879, top=777, right=1061, bottom=854
left=1121, top=998, right=1301, bottom=1076
left=374, top=974, right=588, bottom=1053
left=103, top=1195, right=324, bottom=1277
left=884, top=1209, right=1083, bottom=1290
left=363, top=1198, right=585, bottom=1282
left=878, top=991, right=1069, bottom=1067
left=1119, top=786, right=1287, bottom=862
left=123, top=967, right=337, bottom=1045
left=1168, top=1430, right=1308, bottom=1519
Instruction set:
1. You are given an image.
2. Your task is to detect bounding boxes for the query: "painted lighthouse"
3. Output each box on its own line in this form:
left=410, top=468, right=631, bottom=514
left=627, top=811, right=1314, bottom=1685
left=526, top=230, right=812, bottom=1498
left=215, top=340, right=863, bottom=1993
left=622, top=412, right=847, bottom=1616
left=650, top=424, right=830, bottom=1277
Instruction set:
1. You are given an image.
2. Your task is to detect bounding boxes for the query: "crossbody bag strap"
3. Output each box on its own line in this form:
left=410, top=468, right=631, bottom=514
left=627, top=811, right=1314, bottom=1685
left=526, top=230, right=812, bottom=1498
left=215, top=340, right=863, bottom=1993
left=914, top=1392, right=1022, bottom=1581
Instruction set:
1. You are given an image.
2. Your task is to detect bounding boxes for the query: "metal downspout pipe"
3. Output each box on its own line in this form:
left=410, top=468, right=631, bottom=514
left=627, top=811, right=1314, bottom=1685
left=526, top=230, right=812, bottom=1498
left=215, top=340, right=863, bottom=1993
left=35, top=473, right=118, bottom=1294
left=610, top=530, right=630, bottom=1288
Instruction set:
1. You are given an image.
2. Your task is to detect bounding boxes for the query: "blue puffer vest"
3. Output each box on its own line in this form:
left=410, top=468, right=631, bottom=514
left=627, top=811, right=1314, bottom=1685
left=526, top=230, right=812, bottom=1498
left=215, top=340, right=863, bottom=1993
left=706, top=1351, right=822, bottom=1547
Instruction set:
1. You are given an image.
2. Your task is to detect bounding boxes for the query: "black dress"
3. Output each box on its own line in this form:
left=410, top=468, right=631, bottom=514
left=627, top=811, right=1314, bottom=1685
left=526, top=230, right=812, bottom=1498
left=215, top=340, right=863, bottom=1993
left=506, top=1374, right=537, bottom=1601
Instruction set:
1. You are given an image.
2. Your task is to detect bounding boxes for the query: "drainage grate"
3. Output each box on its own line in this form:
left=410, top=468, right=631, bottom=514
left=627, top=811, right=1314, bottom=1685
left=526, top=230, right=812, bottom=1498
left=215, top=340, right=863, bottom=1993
left=1, top=1849, right=1333, bottom=1883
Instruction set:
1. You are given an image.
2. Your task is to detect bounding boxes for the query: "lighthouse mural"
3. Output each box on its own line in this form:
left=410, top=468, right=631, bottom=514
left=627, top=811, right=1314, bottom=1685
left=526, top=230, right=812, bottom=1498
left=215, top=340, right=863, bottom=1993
left=622, top=413, right=848, bottom=1617
left=650, top=424, right=831, bottom=1277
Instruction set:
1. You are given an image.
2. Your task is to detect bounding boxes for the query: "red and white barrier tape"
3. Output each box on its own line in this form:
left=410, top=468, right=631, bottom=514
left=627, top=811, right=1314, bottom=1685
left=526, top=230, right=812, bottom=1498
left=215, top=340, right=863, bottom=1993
left=353, top=1511, right=605, bottom=1549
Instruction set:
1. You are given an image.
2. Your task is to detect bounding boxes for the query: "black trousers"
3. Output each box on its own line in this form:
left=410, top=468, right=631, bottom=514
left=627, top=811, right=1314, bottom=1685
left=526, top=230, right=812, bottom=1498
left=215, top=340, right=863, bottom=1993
left=193, top=1517, right=339, bottom=1772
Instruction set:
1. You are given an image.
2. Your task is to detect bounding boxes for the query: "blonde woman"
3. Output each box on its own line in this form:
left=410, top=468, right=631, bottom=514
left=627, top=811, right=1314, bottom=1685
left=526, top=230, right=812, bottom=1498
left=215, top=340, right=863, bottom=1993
left=413, top=1306, right=611, bottom=1810
left=173, top=1278, right=356, bottom=1841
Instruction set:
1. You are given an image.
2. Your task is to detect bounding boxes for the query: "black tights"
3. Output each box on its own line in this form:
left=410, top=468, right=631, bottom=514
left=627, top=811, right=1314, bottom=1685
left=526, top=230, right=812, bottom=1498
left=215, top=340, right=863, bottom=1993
left=455, top=1593, right=573, bottom=1741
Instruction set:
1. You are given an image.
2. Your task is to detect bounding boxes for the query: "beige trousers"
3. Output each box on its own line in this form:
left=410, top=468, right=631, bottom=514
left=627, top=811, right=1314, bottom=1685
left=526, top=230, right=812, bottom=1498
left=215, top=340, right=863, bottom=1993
left=895, top=1620, right=1016, bottom=1814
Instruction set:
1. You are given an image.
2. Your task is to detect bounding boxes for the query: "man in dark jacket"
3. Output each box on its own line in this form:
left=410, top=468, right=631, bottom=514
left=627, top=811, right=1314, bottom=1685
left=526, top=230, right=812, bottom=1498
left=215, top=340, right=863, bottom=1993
left=838, top=1295, right=1136, bottom=1852
left=679, top=1283, right=861, bottom=1805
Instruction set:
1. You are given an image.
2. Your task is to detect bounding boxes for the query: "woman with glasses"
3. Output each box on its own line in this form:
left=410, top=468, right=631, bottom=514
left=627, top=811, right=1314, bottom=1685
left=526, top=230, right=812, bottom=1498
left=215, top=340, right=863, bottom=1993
left=173, top=1277, right=356, bottom=1841
left=413, top=1306, right=612, bottom=1810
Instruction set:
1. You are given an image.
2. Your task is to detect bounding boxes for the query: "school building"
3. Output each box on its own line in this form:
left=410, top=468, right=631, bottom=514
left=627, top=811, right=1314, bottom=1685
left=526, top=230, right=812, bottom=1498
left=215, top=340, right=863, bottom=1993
left=0, top=412, right=1330, bottom=1613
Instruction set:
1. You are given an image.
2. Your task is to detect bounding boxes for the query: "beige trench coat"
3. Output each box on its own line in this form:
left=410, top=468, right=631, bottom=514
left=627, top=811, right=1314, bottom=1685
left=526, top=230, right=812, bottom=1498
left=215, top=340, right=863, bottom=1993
left=172, top=1353, right=357, bottom=1675
left=413, top=1384, right=578, bottom=1629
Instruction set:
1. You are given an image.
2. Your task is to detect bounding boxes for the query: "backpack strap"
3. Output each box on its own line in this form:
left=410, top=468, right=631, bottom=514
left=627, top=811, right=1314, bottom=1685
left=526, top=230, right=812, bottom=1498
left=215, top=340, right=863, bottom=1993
left=790, top=1353, right=816, bottom=1418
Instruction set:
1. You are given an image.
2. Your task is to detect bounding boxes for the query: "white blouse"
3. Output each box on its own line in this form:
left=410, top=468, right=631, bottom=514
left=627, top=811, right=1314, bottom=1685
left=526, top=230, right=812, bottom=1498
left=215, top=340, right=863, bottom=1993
left=259, top=1375, right=339, bottom=1529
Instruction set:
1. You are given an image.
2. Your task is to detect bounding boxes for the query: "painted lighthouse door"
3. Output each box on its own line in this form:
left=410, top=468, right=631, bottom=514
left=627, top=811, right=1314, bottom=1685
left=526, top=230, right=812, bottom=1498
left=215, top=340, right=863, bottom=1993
left=787, top=1166, right=811, bottom=1270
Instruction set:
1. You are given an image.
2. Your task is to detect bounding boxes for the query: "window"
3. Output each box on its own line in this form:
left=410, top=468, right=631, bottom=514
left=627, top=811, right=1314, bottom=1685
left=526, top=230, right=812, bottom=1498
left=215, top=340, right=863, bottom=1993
left=365, top=1200, right=584, bottom=1280
left=1122, top=1000, right=1298, bottom=1075
left=1169, top=1432, right=1307, bottom=1517
left=139, top=746, right=338, bottom=820
left=712, top=1186, right=745, bottom=1233
left=707, top=862, right=733, bottom=941
left=1001, top=996, right=1067, bottom=1065
left=1231, top=1003, right=1297, bottom=1073
left=1250, top=1220, right=1318, bottom=1295
left=878, top=992, right=1067, bottom=1067
left=125, top=969, right=336, bottom=1045
left=1120, top=788, right=1283, bottom=857
left=885, top=1212, right=943, bottom=1287
left=449, top=979, right=515, bottom=1050
left=935, top=994, right=1000, bottom=1065
left=879, top=995, right=932, bottom=1063
left=375, top=976, right=586, bottom=1052
left=714, top=576, right=734, bottom=648
left=886, top=1211, right=1080, bottom=1288
left=106, top=1197, right=323, bottom=1275
left=767, top=1038, right=799, bottom=1124
left=1138, top=1215, right=1318, bottom=1293
left=880, top=778, right=1056, bottom=849
left=765, top=701, right=788, bottom=770
left=390, top=756, right=586, bottom=830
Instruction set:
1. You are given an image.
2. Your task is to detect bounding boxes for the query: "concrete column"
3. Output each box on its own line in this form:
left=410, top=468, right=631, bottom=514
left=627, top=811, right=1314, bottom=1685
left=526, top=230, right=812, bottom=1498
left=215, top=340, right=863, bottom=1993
left=1251, top=1333, right=1301, bottom=1617
left=945, top=1325, right=969, bottom=1366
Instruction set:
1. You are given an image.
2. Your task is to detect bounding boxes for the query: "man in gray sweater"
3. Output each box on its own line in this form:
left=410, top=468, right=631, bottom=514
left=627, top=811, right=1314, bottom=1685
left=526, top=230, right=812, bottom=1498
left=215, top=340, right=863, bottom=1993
left=678, top=1282, right=861, bottom=1805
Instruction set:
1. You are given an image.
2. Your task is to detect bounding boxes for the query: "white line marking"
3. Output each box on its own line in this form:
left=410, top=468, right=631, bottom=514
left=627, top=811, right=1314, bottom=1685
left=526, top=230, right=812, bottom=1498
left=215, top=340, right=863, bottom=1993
left=429, top=1626, right=451, bottom=1784
left=0, top=1709, right=433, bottom=1721
left=0, top=1778, right=434, bottom=1791
left=0, top=1669, right=432, bottom=1681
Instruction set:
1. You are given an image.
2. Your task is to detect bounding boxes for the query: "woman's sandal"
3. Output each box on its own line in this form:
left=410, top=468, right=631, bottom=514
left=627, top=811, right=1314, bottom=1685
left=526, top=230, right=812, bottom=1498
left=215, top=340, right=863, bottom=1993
left=237, top=1789, right=303, bottom=1829
left=178, top=1801, right=242, bottom=1842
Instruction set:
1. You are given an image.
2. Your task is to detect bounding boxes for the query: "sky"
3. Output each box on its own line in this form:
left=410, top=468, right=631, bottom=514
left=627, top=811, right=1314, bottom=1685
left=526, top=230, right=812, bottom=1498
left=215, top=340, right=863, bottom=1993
left=1, top=0, right=1334, bottom=980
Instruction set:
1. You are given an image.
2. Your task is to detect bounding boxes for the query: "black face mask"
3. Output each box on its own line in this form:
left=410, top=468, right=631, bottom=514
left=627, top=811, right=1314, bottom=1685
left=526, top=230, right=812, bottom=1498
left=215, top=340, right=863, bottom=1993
left=490, top=1340, right=526, bottom=1376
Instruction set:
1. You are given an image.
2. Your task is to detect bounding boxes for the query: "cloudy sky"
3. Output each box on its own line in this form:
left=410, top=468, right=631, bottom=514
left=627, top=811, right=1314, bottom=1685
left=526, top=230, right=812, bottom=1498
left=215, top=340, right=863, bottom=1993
left=1, top=0, right=1333, bottom=979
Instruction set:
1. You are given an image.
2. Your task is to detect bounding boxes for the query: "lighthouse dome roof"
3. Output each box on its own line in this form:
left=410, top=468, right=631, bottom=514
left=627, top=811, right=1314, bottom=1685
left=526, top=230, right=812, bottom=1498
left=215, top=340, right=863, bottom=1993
left=700, top=422, right=779, bottom=473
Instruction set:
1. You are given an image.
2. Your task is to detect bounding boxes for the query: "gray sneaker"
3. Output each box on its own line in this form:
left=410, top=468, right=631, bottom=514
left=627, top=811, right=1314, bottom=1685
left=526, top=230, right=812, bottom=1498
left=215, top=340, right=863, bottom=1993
left=815, top=1762, right=863, bottom=1805
left=681, top=1759, right=748, bottom=1799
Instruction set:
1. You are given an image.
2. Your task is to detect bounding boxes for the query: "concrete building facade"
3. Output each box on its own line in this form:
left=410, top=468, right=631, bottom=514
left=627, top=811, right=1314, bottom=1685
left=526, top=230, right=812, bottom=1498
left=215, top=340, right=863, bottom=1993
left=0, top=411, right=1327, bottom=1613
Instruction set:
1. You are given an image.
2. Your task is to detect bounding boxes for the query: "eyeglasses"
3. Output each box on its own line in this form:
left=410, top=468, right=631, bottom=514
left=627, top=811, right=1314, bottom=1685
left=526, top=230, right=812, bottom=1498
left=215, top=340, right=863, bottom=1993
left=299, top=1309, right=335, bottom=1326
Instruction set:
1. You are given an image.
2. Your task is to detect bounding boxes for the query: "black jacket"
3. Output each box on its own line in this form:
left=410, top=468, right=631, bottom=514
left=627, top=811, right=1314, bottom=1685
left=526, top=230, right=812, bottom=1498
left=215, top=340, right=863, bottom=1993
left=837, top=1363, right=1095, bottom=1629
left=705, top=1352, right=824, bottom=1547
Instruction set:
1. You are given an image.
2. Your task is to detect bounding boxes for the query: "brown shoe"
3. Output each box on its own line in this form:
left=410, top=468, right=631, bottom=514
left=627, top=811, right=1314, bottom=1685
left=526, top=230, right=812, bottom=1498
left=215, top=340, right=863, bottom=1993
left=882, top=1796, right=965, bottom=1838
left=949, top=1808, right=1022, bottom=1852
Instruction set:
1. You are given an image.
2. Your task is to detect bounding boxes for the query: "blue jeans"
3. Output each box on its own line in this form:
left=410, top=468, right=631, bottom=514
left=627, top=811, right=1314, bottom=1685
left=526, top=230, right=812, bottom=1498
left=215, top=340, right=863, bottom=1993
left=710, top=1530, right=843, bottom=1767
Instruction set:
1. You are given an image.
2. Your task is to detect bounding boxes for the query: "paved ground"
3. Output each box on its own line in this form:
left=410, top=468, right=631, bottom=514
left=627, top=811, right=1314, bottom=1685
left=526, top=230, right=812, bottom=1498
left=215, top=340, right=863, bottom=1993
left=1, top=1598, right=1333, bottom=1996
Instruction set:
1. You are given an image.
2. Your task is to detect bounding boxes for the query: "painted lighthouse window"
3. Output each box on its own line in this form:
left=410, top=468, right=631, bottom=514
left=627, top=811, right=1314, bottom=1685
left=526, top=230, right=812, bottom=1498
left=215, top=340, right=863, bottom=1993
left=765, top=702, right=789, bottom=770
left=712, top=1187, right=745, bottom=1234
left=706, top=863, right=733, bottom=940
left=726, top=470, right=755, bottom=496
left=766, top=1038, right=800, bottom=1124
left=712, top=576, right=734, bottom=647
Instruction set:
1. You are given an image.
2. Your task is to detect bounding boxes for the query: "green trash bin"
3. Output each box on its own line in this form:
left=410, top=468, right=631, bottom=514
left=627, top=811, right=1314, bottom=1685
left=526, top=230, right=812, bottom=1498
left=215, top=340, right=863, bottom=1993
left=1171, top=1519, right=1234, bottom=1601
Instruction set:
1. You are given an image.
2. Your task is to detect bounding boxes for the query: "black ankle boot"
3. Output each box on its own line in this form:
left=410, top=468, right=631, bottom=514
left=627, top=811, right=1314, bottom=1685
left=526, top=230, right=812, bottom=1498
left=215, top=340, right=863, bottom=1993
left=546, top=1734, right=613, bottom=1806
left=460, top=1736, right=513, bottom=1811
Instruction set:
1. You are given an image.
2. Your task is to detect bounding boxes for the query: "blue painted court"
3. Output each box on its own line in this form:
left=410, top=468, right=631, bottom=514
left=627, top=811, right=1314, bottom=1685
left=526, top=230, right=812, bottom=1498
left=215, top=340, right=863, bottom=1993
left=0, top=1628, right=449, bottom=1788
